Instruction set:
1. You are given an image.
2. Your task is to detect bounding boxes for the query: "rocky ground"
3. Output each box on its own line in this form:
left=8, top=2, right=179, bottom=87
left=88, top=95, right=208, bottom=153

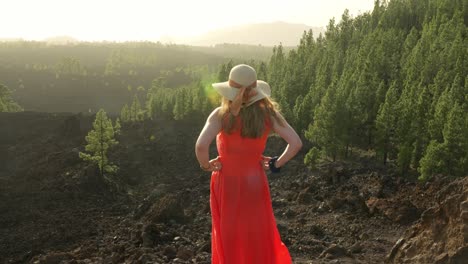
left=0, top=112, right=466, bottom=264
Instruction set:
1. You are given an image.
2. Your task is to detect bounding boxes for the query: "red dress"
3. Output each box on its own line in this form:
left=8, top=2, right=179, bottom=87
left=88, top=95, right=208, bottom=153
left=210, top=118, right=292, bottom=264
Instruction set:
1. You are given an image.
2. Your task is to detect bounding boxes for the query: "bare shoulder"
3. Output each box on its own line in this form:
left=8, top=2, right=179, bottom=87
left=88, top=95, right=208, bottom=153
left=270, top=111, right=302, bottom=147
left=272, top=110, right=286, bottom=121
left=270, top=111, right=287, bottom=129
left=207, top=107, right=223, bottom=123
left=211, top=106, right=222, bottom=116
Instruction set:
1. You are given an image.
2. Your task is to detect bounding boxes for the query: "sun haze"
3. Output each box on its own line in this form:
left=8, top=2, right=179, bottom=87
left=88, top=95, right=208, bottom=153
left=1, top=0, right=374, bottom=42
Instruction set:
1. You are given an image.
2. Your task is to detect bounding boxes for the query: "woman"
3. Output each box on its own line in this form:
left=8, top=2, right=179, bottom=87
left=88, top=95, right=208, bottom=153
left=195, top=64, right=302, bottom=263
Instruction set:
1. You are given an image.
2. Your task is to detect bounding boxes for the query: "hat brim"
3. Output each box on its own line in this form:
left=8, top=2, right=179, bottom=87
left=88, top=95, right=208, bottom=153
left=212, top=80, right=271, bottom=107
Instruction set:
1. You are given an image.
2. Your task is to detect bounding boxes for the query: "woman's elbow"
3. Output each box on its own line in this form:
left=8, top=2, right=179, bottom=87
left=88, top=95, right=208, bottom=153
left=293, top=138, right=303, bottom=152
left=297, top=139, right=302, bottom=152
left=195, top=142, right=208, bottom=154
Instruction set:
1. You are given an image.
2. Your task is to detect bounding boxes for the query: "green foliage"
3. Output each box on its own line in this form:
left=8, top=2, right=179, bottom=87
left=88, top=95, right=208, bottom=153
left=428, top=88, right=451, bottom=142
left=267, top=0, right=466, bottom=179
left=304, top=147, right=321, bottom=169
left=307, top=86, right=341, bottom=161
left=0, top=84, right=23, bottom=112
left=376, top=81, right=399, bottom=163
left=120, top=104, right=130, bottom=122
left=146, top=69, right=217, bottom=121
left=397, top=145, right=412, bottom=175
left=0, top=0, right=466, bottom=181
left=130, top=95, right=144, bottom=122
left=0, top=42, right=225, bottom=113
left=441, top=104, right=468, bottom=176
left=79, top=109, right=118, bottom=177
left=419, top=140, right=447, bottom=181
left=55, top=57, right=86, bottom=76
left=217, top=59, right=233, bottom=82
left=114, top=118, right=121, bottom=135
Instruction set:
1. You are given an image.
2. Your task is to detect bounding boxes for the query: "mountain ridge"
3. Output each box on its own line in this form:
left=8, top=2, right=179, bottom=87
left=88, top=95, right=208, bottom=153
left=162, top=21, right=325, bottom=47
left=1, top=22, right=324, bottom=47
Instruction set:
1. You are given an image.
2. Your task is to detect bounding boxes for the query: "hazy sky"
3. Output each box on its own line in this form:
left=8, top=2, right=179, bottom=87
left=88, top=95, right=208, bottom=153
left=1, top=0, right=375, bottom=41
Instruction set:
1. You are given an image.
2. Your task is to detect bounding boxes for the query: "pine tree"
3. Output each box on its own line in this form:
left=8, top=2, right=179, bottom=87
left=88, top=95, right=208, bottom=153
left=419, top=103, right=468, bottom=180
left=120, top=104, right=130, bottom=122
left=114, top=118, right=121, bottom=135
left=257, top=61, right=268, bottom=81
left=79, top=109, right=118, bottom=178
left=130, top=95, right=142, bottom=122
left=0, top=84, right=23, bottom=112
left=307, top=83, right=342, bottom=161
left=173, top=90, right=185, bottom=120
left=411, top=85, right=431, bottom=168
left=418, top=140, right=447, bottom=181
left=304, top=147, right=321, bottom=170
left=442, top=103, right=468, bottom=176
left=376, top=81, right=400, bottom=164
left=268, top=44, right=285, bottom=99
left=395, top=82, right=417, bottom=174
left=429, top=87, right=451, bottom=140
left=217, top=60, right=233, bottom=82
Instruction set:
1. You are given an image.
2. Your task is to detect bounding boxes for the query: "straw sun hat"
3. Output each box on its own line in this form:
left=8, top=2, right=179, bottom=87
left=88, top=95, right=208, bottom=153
left=212, top=64, right=271, bottom=107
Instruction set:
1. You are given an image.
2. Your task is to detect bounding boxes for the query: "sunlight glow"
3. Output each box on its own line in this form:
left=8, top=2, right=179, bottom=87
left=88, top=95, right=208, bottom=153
left=1, top=0, right=374, bottom=41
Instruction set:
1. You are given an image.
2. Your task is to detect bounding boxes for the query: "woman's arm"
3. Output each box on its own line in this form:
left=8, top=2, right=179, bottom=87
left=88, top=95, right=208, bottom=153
left=270, top=112, right=303, bottom=168
left=195, top=107, right=222, bottom=171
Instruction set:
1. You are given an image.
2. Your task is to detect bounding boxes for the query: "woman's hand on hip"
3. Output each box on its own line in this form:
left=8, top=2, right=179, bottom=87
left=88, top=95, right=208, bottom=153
left=261, top=156, right=272, bottom=170
left=205, top=157, right=222, bottom=172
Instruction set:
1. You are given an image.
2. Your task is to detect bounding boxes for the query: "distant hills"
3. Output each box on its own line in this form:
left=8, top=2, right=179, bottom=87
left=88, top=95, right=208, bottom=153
left=1, top=21, right=324, bottom=47
left=0, top=36, right=79, bottom=45
left=0, top=38, right=23, bottom=42
left=43, top=36, right=79, bottom=45
left=163, top=21, right=325, bottom=47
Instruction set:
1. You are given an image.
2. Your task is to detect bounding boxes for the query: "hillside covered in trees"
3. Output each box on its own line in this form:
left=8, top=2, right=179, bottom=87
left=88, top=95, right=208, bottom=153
left=0, top=42, right=276, bottom=113
left=0, top=0, right=466, bottom=180
left=121, top=0, right=468, bottom=181
left=265, top=0, right=467, bottom=180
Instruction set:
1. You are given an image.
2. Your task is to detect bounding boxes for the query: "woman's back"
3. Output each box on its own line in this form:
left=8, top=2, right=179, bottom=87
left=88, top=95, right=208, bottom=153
left=216, top=117, right=270, bottom=172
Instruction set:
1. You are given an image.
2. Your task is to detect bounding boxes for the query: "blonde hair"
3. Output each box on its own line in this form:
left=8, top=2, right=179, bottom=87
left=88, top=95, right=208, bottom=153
left=219, top=97, right=285, bottom=138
